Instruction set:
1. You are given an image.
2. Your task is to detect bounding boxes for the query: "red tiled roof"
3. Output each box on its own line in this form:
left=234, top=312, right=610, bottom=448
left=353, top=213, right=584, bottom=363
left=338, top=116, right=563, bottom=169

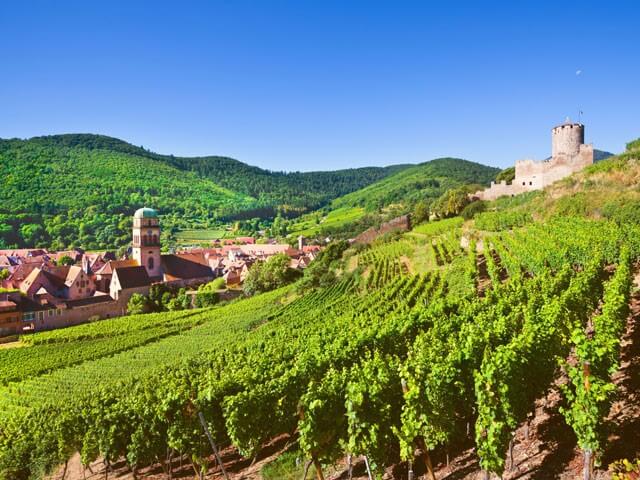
left=95, top=259, right=138, bottom=275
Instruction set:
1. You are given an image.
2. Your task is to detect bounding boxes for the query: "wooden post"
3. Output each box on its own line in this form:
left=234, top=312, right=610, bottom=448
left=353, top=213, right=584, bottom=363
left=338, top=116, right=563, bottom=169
left=509, top=435, right=515, bottom=471
left=583, top=449, right=592, bottom=480
left=198, top=411, right=230, bottom=480
left=312, top=457, right=325, bottom=480
left=583, top=361, right=591, bottom=391
left=408, top=459, right=414, bottom=480
left=364, top=456, right=373, bottom=480
left=415, top=438, right=437, bottom=480
left=347, top=454, right=353, bottom=480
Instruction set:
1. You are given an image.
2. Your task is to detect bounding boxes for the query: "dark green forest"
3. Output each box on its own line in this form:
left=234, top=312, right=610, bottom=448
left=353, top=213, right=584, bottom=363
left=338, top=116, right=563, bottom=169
left=0, top=135, right=499, bottom=250
left=0, top=135, right=408, bottom=249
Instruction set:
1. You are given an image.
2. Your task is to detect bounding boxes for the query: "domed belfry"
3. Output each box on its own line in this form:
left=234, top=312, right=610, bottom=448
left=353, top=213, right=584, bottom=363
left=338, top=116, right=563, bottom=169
left=132, top=207, right=162, bottom=279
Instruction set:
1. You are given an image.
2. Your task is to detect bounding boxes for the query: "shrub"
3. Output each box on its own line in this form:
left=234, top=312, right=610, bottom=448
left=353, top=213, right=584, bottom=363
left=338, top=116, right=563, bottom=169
left=199, top=277, right=226, bottom=292
left=460, top=200, right=487, bottom=220
left=626, top=138, right=640, bottom=152
left=551, top=192, right=589, bottom=217
left=194, top=291, right=219, bottom=308
left=602, top=197, right=640, bottom=226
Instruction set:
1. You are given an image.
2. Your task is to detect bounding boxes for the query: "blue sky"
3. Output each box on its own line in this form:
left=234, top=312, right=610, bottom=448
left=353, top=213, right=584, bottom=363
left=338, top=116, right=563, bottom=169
left=1, top=1, right=638, bottom=171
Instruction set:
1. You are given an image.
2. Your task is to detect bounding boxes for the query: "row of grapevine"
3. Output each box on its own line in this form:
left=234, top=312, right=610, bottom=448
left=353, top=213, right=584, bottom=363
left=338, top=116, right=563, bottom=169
left=0, top=218, right=636, bottom=480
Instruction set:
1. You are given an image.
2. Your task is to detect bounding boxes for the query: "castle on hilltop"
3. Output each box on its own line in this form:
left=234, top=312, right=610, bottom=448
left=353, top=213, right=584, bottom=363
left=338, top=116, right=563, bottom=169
left=474, top=121, right=594, bottom=201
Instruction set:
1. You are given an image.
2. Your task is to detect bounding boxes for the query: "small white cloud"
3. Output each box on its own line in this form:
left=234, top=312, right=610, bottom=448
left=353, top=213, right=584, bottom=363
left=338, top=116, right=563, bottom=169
left=576, top=69, right=582, bottom=76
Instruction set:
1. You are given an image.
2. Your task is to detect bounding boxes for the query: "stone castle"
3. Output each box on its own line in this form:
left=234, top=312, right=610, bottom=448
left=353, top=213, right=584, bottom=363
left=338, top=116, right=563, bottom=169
left=474, top=121, right=594, bottom=200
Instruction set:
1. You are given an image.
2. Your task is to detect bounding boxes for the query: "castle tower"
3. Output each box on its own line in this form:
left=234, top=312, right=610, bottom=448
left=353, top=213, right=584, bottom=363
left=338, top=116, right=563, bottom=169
left=551, top=121, right=584, bottom=158
left=132, top=207, right=162, bottom=279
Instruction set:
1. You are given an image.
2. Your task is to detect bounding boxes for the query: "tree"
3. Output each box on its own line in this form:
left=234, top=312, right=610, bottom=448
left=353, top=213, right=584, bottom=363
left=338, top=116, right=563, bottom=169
left=460, top=200, right=487, bottom=220
left=431, top=187, right=471, bottom=218
left=495, top=166, right=515, bottom=184
left=243, top=253, right=300, bottom=295
left=126, top=293, right=151, bottom=315
left=297, top=240, right=349, bottom=291
left=195, top=291, right=218, bottom=308
left=413, top=201, right=430, bottom=224
left=57, top=255, right=75, bottom=266
left=19, top=223, right=44, bottom=246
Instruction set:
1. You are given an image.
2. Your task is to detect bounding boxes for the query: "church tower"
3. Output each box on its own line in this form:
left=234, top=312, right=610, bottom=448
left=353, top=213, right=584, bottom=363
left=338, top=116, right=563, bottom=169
left=132, top=207, right=162, bottom=279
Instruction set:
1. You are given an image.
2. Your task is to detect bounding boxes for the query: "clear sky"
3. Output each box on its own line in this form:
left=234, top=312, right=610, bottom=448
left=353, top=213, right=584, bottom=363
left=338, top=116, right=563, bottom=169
left=1, top=1, right=638, bottom=171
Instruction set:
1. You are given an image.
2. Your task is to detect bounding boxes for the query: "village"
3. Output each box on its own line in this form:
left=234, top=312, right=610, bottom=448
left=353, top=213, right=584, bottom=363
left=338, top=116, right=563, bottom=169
left=0, top=207, right=322, bottom=338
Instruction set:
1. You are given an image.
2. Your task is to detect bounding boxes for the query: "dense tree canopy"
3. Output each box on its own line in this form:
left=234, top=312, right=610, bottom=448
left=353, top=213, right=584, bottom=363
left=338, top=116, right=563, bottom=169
left=0, top=135, right=411, bottom=249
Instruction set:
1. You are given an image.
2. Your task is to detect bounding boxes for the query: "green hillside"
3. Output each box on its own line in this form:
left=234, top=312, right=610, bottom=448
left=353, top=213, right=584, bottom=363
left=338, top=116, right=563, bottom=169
left=332, top=157, right=499, bottom=209
left=0, top=134, right=410, bottom=250
left=287, top=157, right=500, bottom=238
left=0, top=138, right=256, bottom=250
left=19, top=134, right=410, bottom=213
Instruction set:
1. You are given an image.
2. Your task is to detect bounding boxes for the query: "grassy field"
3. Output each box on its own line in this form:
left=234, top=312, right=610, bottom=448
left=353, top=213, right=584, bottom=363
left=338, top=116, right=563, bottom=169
left=175, top=228, right=231, bottom=243
left=287, top=206, right=365, bottom=237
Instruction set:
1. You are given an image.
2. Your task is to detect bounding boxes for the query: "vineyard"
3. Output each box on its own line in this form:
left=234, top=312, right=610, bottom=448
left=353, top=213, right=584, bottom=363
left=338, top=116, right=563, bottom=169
left=1, top=216, right=640, bottom=480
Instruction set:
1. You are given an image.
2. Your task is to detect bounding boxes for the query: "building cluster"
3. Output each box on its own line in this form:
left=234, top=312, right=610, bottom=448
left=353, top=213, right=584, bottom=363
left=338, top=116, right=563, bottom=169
left=0, top=208, right=320, bottom=337
left=474, top=121, right=594, bottom=201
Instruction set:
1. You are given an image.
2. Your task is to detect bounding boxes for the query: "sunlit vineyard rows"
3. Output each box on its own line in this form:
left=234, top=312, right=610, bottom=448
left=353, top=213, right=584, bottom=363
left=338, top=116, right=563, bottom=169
left=0, top=217, right=639, bottom=480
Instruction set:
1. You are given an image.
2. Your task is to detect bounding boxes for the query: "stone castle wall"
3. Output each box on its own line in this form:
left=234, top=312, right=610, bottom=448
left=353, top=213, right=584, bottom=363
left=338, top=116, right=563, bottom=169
left=474, top=123, right=593, bottom=201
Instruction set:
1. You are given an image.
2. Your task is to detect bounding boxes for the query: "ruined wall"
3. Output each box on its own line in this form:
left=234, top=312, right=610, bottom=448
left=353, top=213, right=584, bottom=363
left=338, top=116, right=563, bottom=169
left=354, top=215, right=412, bottom=244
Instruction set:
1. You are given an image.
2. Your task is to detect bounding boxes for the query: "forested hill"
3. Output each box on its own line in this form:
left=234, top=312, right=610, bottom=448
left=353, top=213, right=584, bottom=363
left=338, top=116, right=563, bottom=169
left=283, top=158, right=500, bottom=240
left=19, top=134, right=410, bottom=212
left=331, top=157, right=500, bottom=210
left=0, top=134, right=410, bottom=249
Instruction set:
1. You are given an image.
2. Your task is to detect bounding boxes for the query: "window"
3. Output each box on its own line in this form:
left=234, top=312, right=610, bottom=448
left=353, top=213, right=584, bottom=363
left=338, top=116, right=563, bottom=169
left=56, top=309, right=62, bottom=316
left=23, top=312, right=35, bottom=322
left=522, top=182, right=525, bottom=185
left=48, top=310, right=54, bottom=317
left=148, top=257, right=154, bottom=270
left=529, top=181, right=532, bottom=185
left=37, top=311, right=44, bottom=321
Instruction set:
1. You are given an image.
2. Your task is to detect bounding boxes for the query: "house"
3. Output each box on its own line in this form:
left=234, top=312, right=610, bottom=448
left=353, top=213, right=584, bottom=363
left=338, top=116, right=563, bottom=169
left=160, top=254, right=215, bottom=287
left=223, top=268, right=241, bottom=286
left=109, top=266, right=151, bottom=301
left=3, top=262, right=44, bottom=289
left=62, top=265, right=96, bottom=300
left=51, top=249, right=84, bottom=264
left=94, top=259, right=138, bottom=292
left=0, top=291, right=22, bottom=337
left=19, top=266, right=95, bottom=300
left=20, top=268, right=67, bottom=298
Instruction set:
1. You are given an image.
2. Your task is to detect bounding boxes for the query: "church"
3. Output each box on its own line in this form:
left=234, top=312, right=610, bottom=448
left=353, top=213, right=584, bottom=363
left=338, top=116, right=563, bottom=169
left=108, top=207, right=215, bottom=301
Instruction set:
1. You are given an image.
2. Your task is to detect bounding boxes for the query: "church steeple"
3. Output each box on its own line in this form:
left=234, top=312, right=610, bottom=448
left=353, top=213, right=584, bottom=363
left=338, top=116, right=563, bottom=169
left=132, top=207, right=162, bottom=278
